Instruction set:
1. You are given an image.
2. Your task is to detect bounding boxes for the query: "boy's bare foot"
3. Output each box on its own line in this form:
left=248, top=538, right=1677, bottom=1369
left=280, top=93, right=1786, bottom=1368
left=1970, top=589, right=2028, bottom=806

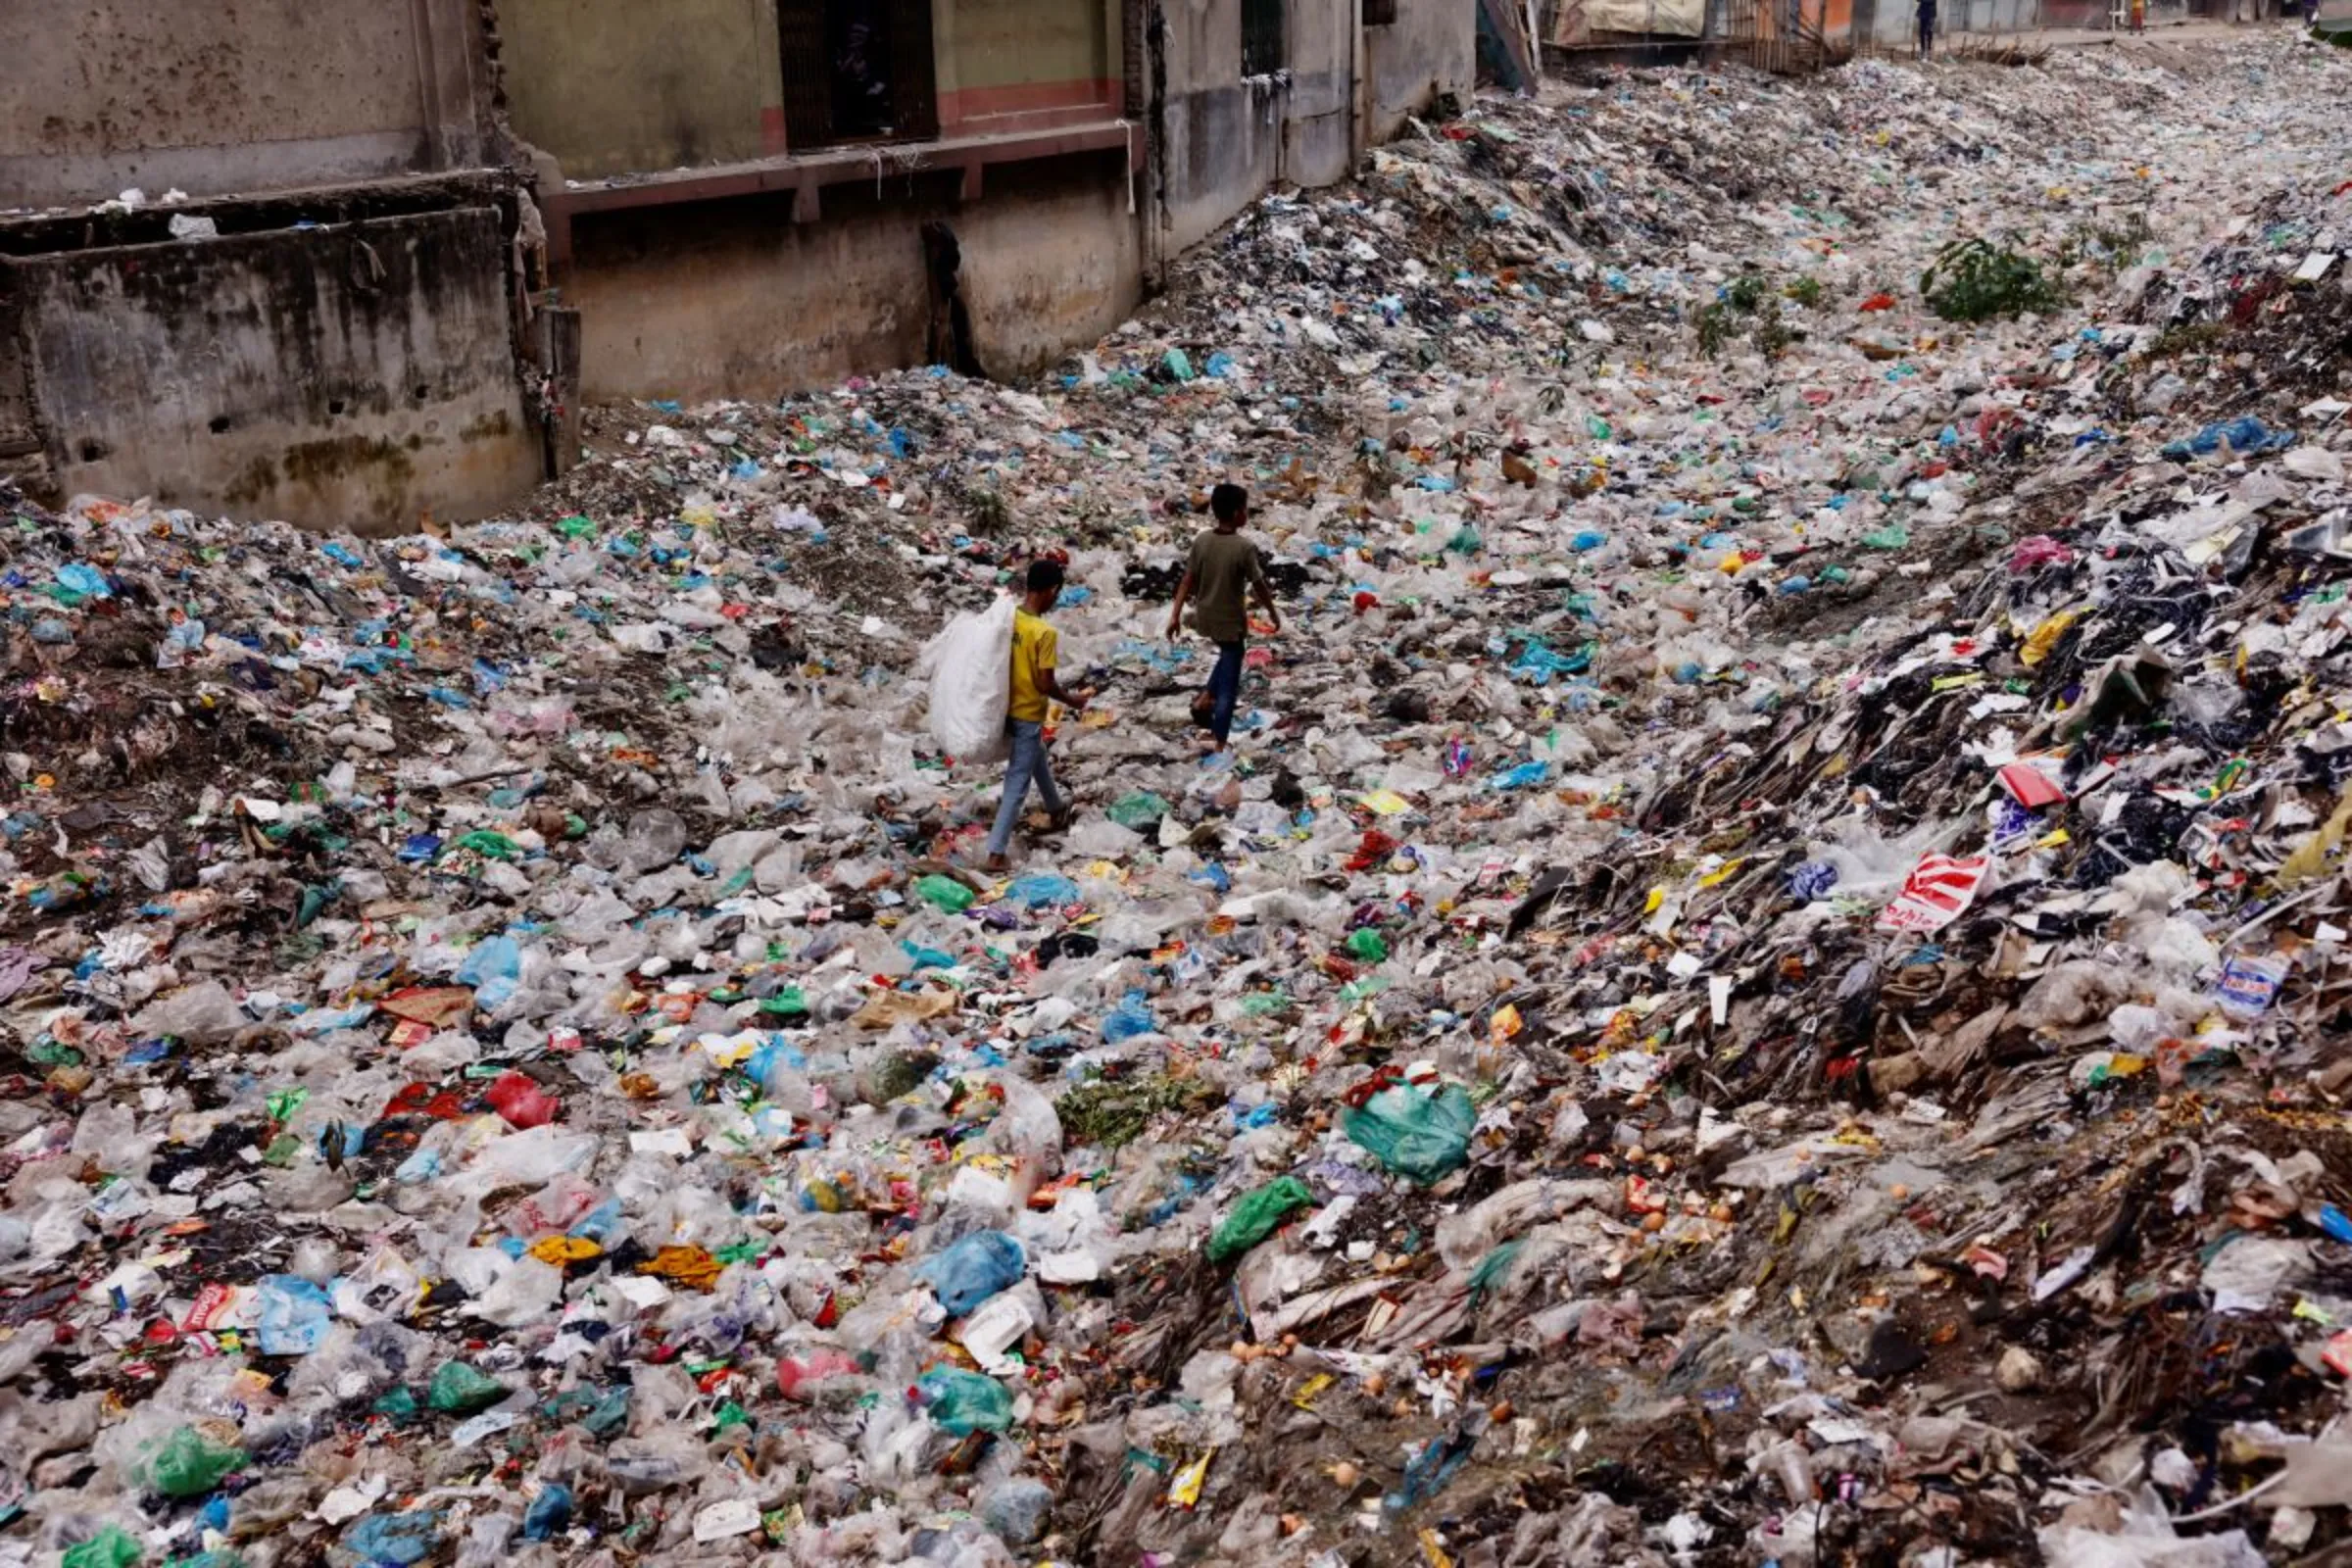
left=983, top=854, right=1010, bottom=873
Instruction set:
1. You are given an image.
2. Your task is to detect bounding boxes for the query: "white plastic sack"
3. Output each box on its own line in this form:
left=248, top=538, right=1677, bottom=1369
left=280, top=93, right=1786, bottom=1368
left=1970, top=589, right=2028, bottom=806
left=919, top=597, right=1014, bottom=762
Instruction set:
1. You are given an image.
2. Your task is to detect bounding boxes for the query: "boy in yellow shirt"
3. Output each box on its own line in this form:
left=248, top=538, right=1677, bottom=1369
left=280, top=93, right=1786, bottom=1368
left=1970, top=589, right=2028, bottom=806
left=987, top=560, right=1094, bottom=871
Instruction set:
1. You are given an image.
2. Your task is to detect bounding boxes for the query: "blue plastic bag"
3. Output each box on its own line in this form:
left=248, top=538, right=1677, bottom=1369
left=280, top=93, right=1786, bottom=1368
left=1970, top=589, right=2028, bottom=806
left=1101, top=991, right=1156, bottom=1043
left=56, top=563, right=112, bottom=599
left=917, top=1230, right=1025, bottom=1316
left=522, top=1485, right=573, bottom=1542
left=2162, top=416, right=2294, bottom=460
left=255, top=1275, right=333, bottom=1355
left=456, top=935, right=521, bottom=1010
left=342, top=1511, right=442, bottom=1566
left=1004, top=874, right=1081, bottom=909
left=1788, top=861, right=1839, bottom=900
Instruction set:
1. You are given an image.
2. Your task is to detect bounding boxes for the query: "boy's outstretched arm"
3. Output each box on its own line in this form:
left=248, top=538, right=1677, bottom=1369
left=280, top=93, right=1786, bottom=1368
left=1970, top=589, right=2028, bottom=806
left=1164, top=570, right=1196, bottom=639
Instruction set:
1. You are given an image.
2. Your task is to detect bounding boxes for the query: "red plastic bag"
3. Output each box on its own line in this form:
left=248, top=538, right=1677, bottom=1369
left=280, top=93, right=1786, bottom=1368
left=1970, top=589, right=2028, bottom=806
left=485, top=1070, right=561, bottom=1129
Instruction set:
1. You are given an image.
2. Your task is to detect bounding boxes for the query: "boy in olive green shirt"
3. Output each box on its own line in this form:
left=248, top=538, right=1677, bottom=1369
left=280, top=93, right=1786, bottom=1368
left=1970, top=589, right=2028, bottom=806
left=1164, top=483, right=1281, bottom=749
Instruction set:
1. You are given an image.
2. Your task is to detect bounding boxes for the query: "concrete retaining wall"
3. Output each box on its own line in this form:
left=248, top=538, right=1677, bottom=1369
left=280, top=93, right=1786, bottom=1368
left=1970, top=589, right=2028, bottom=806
left=7, top=209, right=540, bottom=534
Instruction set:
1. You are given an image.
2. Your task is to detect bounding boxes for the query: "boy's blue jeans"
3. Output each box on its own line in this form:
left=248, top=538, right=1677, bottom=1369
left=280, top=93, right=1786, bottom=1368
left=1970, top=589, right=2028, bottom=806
left=988, top=718, right=1065, bottom=857
left=1206, top=641, right=1245, bottom=745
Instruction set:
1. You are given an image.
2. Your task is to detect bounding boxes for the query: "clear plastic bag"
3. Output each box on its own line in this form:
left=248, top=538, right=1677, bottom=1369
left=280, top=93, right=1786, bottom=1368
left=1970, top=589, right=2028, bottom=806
left=919, top=596, right=1014, bottom=761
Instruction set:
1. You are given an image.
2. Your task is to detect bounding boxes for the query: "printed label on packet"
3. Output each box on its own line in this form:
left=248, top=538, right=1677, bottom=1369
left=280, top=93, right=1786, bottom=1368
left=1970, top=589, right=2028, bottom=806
left=2211, top=952, right=2289, bottom=1017
left=181, top=1282, right=236, bottom=1333
left=1877, top=854, right=1988, bottom=934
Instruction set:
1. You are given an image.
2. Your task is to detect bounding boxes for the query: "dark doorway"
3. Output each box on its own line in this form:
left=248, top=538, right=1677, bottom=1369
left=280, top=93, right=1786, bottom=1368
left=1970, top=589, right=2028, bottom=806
left=778, top=0, right=941, bottom=149
left=1243, top=0, right=1286, bottom=74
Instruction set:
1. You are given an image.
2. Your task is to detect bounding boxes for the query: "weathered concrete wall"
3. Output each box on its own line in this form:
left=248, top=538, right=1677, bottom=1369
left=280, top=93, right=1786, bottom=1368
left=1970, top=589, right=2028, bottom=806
left=0, top=0, right=487, bottom=208
left=1157, top=0, right=1464, bottom=255
left=1159, top=0, right=1349, bottom=253
left=9, top=210, right=540, bottom=534
left=565, top=157, right=1140, bottom=400
left=500, top=0, right=783, bottom=177
left=0, top=264, right=42, bottom=490
left=1365, top=0, right=1474, bottom=139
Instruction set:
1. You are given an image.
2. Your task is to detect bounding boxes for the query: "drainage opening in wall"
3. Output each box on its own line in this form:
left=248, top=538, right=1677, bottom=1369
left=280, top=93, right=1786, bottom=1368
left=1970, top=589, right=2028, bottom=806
left=78, top=440, right=108, bottom=463
left=327, top=400, right=346, bottom=416
left=209, top=416, right=232, bottom=434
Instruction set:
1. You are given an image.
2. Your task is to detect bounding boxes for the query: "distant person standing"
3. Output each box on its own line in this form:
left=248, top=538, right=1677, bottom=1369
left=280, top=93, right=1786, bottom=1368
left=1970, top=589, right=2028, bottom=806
left=2131, top=0, right=2146, bottom=31
left=1916, top=0, right=1936, bottom=56
left=1164, top=483, right=1282, bottom=753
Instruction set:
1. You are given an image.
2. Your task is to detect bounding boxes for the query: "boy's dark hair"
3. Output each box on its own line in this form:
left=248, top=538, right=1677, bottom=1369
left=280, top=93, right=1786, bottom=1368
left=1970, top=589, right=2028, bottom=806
left=1210, top=483, right=1249, bottom=524
left=1024, top=559, right=1067, bottom=594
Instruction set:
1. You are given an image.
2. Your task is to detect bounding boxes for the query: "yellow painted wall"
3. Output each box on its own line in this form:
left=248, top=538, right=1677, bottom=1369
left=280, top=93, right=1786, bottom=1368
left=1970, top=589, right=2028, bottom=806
left=949, top=0, right=1109, bottom=92
left=502, top=0, right=782, bottom=178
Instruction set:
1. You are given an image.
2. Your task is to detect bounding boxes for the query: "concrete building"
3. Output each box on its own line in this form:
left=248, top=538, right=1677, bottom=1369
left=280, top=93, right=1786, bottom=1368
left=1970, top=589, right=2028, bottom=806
left=0, top=0, right=1472, bottom=529
left=0, top=0, right=544, bottom=533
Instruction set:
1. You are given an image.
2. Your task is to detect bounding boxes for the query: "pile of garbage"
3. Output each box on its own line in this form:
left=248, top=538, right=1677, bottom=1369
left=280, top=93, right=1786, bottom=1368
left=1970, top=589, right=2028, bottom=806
left=7, top=32, right=2352, bottom=1568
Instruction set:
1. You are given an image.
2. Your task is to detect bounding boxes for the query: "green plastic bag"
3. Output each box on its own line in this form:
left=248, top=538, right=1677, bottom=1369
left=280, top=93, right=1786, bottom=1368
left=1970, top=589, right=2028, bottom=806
left=65, top=1528, right=142, bottom=1568
left=1468, top=1239, right=1524, bottom=1300
left=426, top=1359, right=507, bottom=1414
left=918, top=1365, right=1013, bottom=1435
left=138, top=1426, right=245, bottom=1497
left=1344, top=928, right=1389, bottom=962
left=1344, top=1083, right=1476, bottom=1185
left=759, top=986, right=809, bottom=1017
left=582, top=1385, right=632, bottom=1437
left=1205, top=1176, right=1315, bottom=1266
left=914, top=874, right=976, bottom=912
left=1105, top=793, right=1169, bottom=830
left=454, top=831, right=520, bottom=860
